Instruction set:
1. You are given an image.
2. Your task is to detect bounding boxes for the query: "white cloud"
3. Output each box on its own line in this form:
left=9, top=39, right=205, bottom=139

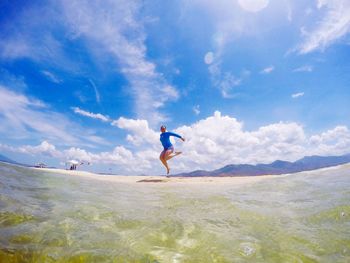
left=0, top=141, right=62, bottom=159
left=175, top=111, right=306, bottom=168
left=237, top=0, right=269, bottom=13
left=41, top=70, right=62, bottom=83
left=309, top=126, right=350, bottom=155
left=260, top=66, right=274, bottom=74
left=291, top=92, right=304, bottom=98
left=4, top=112, right=350, bottom=174
left=162, top=85, right=179, bottom=102
left=184, top=1, right=277, bottom=98
left=19, top=141, right=62, bottom=158
left=174, top=112, right=350, bottom=170
left=193, top=105, right=200, bottom=115
left=111, top=117, right=159, bottom=146
left=64, top=145, right=157, bottom=172
left=297, top=0, right=350, bottom=53
left=0, top=15, right=79, bottom=72
left=241, top=69, right=251, bottom=77
left=0, top=143, right=19, bottom=152
left=63, top=147, right=94, bottom=162
left=293, top=65, right=313, bottom=72
left=0, top=86, right=106, bottom=146
left=305, top=7, right=313, bottom=16
left=60, top=0, right=179, bottom=124
left=10, top=140, right=151, bottom=173
left=204, top=52, right=214, bottom=64
left=0, top=0, right=178, bottom=125
left=209, top=62, right=244, bottom=98
left=72, top=107, right=109, bottom=122
left=220, top=73, right=242, bottom=98
left=0, top=39, right=32, bottom=60
left=300, top=27, right=308, bottom=37
left=88, top=79, right=101, bottom=104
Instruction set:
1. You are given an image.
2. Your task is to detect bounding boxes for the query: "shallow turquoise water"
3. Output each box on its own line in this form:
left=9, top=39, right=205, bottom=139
left=0, top=162, right=349, bottom=262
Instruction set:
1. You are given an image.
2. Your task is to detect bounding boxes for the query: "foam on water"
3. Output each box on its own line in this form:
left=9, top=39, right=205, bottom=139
left=0, top=162, right=350, bottom=262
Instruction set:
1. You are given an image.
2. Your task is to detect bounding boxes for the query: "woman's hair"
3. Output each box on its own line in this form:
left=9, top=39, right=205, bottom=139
left=160, top=125, right=166, bottom=130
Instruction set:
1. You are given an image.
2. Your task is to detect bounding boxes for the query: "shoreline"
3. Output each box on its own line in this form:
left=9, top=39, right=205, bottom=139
left=29, top=163, right=350, bottom=185
left=32, top=166, right=274, bottom=185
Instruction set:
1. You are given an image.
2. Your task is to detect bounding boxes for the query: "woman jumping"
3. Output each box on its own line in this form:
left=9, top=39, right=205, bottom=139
left=159, top=125, right=185, bottom=176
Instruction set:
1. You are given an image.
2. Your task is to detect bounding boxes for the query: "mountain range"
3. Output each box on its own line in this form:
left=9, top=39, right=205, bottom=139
left=176, top=154, right=350, bottom=177
left=1, top=153, right=350, bottom=176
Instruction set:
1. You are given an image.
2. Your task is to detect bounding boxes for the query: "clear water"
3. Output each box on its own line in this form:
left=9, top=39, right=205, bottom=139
left=0, top=162, right=349, bottom=262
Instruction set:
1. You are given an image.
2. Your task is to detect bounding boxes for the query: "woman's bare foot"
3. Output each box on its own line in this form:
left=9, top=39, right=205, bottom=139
left=167, top=167, right=170, bottom=175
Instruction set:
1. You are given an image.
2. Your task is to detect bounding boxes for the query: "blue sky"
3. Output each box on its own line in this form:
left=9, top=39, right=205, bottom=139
left=0, top=0, right=350, bottom=175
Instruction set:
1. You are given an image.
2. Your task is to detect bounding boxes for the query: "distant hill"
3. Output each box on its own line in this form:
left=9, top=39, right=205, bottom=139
left=176, top=154, right=350, bottom=177
left=0, top=153, right=16, bottom=164
left=0, top=154, right=30, bottom=167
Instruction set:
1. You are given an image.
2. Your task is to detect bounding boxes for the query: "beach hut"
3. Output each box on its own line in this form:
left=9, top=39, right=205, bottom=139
left=35, top=163, right=47, bottom=168
left=66, top=160, right=80, bottom=170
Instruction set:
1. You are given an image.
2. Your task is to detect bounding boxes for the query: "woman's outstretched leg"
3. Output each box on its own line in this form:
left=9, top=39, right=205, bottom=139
left=165, top=151, right=182, bottom=161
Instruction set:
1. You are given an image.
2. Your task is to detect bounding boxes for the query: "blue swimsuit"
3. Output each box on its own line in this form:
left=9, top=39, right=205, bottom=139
left=160, top=132, right=181, bottom=150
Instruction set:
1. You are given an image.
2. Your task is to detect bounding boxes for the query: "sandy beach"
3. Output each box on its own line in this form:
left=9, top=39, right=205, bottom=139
left=32, top=163, right=350, bottom=185
left=32, top=166, right=277, bottom=185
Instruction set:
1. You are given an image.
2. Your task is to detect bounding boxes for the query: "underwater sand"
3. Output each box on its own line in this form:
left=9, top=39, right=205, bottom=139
left=0, top=162, right=349, bottom=262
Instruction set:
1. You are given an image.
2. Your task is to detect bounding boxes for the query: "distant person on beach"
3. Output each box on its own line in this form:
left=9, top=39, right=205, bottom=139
left=159, top=125, right=185, bottom=176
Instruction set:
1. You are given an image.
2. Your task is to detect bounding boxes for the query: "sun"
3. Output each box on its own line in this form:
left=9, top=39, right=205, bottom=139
left=237, top=0, right=269, bottom=13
